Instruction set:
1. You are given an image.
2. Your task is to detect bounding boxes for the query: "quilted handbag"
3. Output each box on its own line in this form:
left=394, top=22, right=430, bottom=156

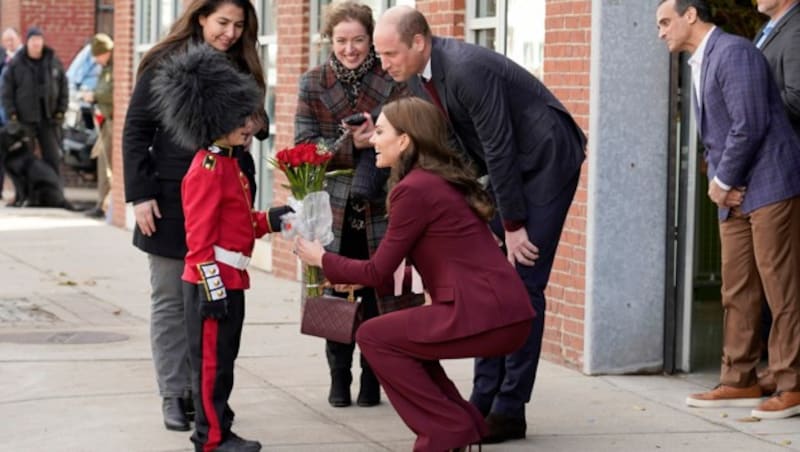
left=300, top=291, right=361, bottom=344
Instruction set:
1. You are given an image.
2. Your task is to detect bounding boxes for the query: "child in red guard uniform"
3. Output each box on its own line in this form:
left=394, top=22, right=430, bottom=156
left=150, top=43, right=290, bottom=452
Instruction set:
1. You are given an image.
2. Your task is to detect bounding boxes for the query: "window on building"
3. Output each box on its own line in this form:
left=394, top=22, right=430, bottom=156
left=309, top=0, right=411, bottom=66
left=134, top=0, right=182, bottom=70
left=465, top=0, right=545, bottom=78
left=254, top=0, right=278, bottom=210
left=96, top=0, right=114, bottom=36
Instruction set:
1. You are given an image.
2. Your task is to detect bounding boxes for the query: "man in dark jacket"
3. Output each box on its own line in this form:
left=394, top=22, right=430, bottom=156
left=1, top=27, right=68, bottom=175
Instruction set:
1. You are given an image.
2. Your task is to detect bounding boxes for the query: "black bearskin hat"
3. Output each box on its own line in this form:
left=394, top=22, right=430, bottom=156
left=150, top=43, right=261, bottom=151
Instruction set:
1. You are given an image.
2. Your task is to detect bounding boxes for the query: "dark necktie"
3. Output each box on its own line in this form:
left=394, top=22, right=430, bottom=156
left=421, top=76, right=448, bottom=119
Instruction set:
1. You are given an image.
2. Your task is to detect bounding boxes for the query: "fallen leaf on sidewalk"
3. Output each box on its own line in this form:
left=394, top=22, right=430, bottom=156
left=112, top=309, right=121, bottom=315
left=632, top=405, right=647, bottom=411
left=58, top=280, right=77, bottom=286
left=83, top=280, right=97, bottom=286
left=780, top=440, right=792, bottom=446
left=736, top=416, right=761, bottom=423
left=720, top=413, right=728, bottom=418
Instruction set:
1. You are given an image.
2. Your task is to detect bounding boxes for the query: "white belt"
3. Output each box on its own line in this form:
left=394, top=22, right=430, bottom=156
left=213, top=246, right=251, bottom=270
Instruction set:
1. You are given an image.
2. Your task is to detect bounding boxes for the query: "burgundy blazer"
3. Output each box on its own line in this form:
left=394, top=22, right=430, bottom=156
left=322, top=168, right=536, bottom=343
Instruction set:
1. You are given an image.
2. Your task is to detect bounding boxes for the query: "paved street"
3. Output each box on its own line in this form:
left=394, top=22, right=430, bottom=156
left=1, top=200, right=798, bottom=451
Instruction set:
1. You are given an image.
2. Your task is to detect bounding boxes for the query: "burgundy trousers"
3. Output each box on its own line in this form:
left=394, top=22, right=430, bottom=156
left=356, top=308, right=531, bottom=452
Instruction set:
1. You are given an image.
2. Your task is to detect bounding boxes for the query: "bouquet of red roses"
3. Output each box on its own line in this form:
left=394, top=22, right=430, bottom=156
left=270, top=142, right=335, bottom=297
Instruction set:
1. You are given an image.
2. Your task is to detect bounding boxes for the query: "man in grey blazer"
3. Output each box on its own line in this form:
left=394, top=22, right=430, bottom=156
left=657, top=0, right=800, bottom=419
left=756, top=0, right=800, bottom=139
left=753, top=0, right=800, bottom=395
left=373, top=6, right=586, bottom=443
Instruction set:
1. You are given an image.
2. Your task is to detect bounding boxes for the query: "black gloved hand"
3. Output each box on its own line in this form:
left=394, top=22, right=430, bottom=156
left=198, top=292, right=228, bottom=320
left=196, top=262, right=228, bottom=320
left=267, top=205, right=294, bottom=233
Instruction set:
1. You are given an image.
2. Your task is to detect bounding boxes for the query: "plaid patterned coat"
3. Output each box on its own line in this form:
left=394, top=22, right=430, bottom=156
left=295, top=60, right=408, bottom=256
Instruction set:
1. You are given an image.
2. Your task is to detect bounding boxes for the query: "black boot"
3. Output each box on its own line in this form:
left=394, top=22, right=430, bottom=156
left=326, top=340, right=354, bottom=407
left=356, top=362, right=380, bottom=407
left=162, top=397, right=190, bottom=431
left=328, top=369, right=352, bottom=407
left=483, top=412, right=526, bottom=444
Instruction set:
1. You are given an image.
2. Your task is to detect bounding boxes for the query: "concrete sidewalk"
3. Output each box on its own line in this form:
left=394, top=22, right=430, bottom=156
left=0, top=203, right=798, bottom=452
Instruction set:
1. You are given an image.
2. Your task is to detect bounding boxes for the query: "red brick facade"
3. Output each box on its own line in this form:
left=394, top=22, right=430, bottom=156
left=109, top=0, right=134, bottom=227
left=540, top=0, right=591, bottom=369
left=1, top=0, right=95, bottom=67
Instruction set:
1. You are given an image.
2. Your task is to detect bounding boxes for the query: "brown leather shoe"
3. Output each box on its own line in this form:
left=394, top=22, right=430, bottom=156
left=752, top=391, right=800, bottom=419
left=685, top=384, right=763, bottom=408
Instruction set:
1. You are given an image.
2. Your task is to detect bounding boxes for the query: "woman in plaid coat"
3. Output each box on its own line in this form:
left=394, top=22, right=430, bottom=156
left=294, top=0, right=408, bottom=408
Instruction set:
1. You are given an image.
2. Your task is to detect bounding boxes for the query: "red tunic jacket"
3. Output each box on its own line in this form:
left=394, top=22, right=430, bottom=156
left=181, top=148, right=269, bottom=290
left=322, top=168, right=535, bottom=343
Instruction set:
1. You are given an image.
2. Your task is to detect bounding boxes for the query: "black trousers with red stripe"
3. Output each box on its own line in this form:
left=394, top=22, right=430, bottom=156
left=183, top=282, right=245, bottom=452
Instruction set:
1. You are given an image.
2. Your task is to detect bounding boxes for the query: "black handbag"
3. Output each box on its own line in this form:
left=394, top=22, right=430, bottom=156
left=300, top=290, right=361, bottom=344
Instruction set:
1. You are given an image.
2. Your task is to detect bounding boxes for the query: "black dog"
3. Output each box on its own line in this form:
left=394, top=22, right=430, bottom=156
left=0, top=123, right=73, bottom=209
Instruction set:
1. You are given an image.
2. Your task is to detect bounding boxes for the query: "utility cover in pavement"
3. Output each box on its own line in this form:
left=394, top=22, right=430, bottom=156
left=0, top=331, right=129, bottom=344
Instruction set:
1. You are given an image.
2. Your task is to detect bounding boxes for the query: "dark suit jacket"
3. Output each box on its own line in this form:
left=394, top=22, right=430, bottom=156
left=427, top=37, right=586, bottom=223
left=322, top=168, right=536, bottom=344
left=695, top=28, right=800, bottom=220
left=757, top=3, right=800, bottom=138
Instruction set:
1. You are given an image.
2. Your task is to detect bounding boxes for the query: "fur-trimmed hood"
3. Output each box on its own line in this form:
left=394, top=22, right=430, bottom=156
left=149, top=43, right=260, bottom=151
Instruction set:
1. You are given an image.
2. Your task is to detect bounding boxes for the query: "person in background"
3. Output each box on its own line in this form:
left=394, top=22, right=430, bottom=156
left=294, top=0, right=408, bottom=408
left=66, top=35, right=104, bottom=101
left=1, top=27, right=68, bottom=176
left=122, top=0, right=268, bottom=435
left=656, top=0, right=800, bottom=420
left=295, top=97, right=536, bottom=452
left=753, top=1, right=800, bottom=390
left=83, top=34, right=114, bottom=219
left=0, top=28, right=23, bottom=202
left=372, top=6, right=587, bottom=443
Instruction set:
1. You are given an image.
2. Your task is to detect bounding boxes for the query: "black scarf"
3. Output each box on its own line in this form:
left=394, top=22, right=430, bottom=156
left=328, top=47, right=376, bottom=107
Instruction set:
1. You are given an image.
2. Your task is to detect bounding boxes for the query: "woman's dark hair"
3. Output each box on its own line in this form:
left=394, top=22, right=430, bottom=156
left=321, top=0, right=375, bottom=40
left=382, top=96, right=495, bottom=222
left=138, top=0, right=265, bottom=93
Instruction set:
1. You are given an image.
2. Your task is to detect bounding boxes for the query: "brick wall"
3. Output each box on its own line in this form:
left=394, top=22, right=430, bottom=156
left=18, top=0, right=95, bottom=66
left=417, top=0, right=465, bottom=38
left=110, top=0, right=134, bottom=228
left=270, top=0, right=312, bottom=279
left=541, top=0, right=591, bottom=369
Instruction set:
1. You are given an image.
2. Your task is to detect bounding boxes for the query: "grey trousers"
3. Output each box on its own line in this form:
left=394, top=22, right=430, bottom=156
left=148, top=254, right=191, bottom=398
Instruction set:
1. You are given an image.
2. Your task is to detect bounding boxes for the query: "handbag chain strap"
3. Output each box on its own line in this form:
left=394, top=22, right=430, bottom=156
left=347, top=289, right=355, bottom=303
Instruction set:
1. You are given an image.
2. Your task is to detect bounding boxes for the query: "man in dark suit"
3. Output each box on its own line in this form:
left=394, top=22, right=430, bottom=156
left=753, top=0, right=800, bottom=395
left=373, top=6, right=586, bottom=443
left=657, top=0, right=800, bottom=419
left=756, top=0, right=800, bottom=139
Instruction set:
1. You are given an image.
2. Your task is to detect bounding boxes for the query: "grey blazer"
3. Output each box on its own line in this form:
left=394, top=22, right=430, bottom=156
left=757, top=3, right=800, bottom=138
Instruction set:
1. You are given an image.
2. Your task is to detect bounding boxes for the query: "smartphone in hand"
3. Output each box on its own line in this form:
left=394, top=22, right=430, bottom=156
left=343, top=112, right=368, bottom=126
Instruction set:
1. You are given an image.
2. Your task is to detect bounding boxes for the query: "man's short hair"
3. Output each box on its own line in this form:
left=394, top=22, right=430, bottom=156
left=659, top=0, right=713, bottom=23
left=394, top=8, right=431, bottom=47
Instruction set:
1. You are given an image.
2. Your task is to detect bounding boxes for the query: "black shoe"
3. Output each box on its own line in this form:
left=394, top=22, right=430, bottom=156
left=162, top=397, right=190, bottom=431
left=214, top=432, right=261, bottom=452
left=356, top=368, right=381, bottom=407
left=183, top=395, right=196, bottom=419
left=482, top=412, right=526, bottom=444
left=328, top=370, right=352, bottom=407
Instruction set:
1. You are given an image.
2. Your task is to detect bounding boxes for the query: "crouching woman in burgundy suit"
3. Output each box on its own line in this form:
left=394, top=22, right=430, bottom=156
left=295, top=96, right=535, bottom=452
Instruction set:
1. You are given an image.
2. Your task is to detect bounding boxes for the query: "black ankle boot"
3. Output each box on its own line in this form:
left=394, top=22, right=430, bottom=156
left=328, top=370, right=352, bottom=407
left=162, top=397, right=190, bottom=431
left=356, top=366, right=380, bottom=407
